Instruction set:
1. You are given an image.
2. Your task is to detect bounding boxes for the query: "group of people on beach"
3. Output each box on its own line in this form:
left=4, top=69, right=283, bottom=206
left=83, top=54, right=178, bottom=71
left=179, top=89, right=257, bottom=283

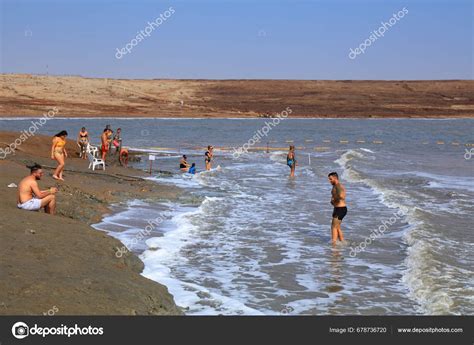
left=77, top=125, right=129, bottom=166
left=51, top=125, right=130, bottom=181
left=17, top=125, right=129, bottom=216
left=17, top=134, right=347, bottom=245
left=99, top=125, right=128, bottom=165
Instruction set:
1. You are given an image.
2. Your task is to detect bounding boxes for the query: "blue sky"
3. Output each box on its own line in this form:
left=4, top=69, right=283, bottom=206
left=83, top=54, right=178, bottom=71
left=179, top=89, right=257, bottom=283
left=1, top=0, right=472, bottom=79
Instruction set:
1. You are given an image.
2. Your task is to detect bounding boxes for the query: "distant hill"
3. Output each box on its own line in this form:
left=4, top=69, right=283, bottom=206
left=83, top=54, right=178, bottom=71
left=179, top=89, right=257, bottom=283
left=1, top=74, right=472, bottom=118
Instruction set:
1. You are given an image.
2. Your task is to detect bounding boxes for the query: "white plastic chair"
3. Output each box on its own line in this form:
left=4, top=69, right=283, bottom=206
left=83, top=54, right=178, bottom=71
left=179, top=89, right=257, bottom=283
left=87, top=152, right=105, bottom=171
left=86, top=143, right=99, bottom=158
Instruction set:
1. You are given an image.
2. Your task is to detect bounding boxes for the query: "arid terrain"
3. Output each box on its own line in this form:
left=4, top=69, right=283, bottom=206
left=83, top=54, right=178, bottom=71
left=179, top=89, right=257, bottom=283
left=1, top=74, right=473, bottom=118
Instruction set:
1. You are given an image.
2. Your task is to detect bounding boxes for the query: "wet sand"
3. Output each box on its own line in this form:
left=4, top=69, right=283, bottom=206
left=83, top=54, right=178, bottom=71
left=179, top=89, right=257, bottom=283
left=0, top=131, right=183, bottom=315
left=1, top=74, right=473, bottom=118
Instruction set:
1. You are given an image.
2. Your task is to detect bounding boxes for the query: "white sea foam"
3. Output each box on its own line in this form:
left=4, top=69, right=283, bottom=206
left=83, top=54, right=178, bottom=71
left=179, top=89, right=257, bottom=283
left=140, top=197, right=266, bottom=315
left=360, top=148, right=375, bottom=153
left=146, top=175, right=202, bottom=188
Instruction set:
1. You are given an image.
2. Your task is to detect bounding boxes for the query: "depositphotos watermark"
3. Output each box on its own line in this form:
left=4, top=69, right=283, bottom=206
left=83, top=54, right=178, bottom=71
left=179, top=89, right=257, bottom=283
left=464, top=148, right=474, bottom=160
left=280, top=305, right=295, bottom=315
left=115, top=6, right=175, bottom=59
left=43, top=305, right=59, bottom=316
left=349, top=207, right=408, bottom=257
left=349, top=7, right=408, bottom=60
left=0, top=107, right=58, bottom=160
left=232, top=107, right=292, bottom=158
left=12, top=321, right=103, bottom=339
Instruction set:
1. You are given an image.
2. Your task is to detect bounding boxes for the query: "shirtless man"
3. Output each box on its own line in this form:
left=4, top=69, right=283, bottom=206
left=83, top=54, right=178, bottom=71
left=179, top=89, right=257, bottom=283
left=101, top=128, right=112, bottom=162
left=17, top=164, right=58, bottom=214
left=328, top=172, right=347, bottom=244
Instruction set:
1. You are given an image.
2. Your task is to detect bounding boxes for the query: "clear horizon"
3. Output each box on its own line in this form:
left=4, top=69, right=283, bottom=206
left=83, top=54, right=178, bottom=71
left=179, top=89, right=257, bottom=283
left=1, top=0, right=472, bottom=80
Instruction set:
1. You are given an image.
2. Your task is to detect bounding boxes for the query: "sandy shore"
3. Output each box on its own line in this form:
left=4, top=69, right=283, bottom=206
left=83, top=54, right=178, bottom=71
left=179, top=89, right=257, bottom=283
left=1, top=74, right=473, bottom=118
left=0, top=131, right=183, bottom=315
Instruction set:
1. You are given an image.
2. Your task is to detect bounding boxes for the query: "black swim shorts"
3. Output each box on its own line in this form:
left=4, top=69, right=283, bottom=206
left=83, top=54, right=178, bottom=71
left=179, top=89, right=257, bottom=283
left=332, top=207, right=347, bottom=221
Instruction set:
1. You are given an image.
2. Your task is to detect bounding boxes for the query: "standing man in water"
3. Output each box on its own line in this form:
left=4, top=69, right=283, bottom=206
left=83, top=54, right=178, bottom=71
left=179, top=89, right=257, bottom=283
left=328, top=172, right=347, bottom=245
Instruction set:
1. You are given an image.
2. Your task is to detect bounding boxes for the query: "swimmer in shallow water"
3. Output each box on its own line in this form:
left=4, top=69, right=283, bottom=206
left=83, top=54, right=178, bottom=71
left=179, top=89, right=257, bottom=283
left=180, top=155, right=190, bottom=172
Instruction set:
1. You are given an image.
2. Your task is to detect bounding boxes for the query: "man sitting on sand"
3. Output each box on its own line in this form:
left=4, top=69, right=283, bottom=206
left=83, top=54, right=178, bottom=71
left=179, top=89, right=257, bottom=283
left=328, top=172, right=347, bottom=245
left=17, top=164, right=58, bottom=215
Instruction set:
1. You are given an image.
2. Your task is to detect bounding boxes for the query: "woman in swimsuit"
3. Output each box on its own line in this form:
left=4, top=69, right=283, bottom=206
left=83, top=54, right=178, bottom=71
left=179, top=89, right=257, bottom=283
left=287, top=145, right=296, bottom=178
left=107, top=129, right=114, bottom=152
left=77, top=127, right=89, bottom=160
left=180, top=155, right=190, bottom=172
left=51, top=130, right=68, bottom=181
left=205, top=145, right=213, bottom=171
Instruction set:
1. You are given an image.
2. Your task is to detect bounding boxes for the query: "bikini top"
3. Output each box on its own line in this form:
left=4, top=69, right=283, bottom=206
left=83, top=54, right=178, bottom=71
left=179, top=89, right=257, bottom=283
left=54, top=137, right=66, bottom=148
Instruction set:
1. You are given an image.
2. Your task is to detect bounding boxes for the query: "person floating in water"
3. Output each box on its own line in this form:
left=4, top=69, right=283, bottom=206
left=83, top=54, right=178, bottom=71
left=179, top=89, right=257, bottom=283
left=205, top=145, right=213, bottom=171
left=287, top=145, right=296, bottom=177
left=188, top=163, right=196, bottom=174
left=328, top=172, right=347, bottom=245
left=180, top=155, right=191, bottom=172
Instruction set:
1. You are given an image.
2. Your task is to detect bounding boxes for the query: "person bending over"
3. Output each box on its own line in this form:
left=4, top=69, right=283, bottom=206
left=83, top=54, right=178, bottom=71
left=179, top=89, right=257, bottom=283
left=119, top=147, right=129, bottom=167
